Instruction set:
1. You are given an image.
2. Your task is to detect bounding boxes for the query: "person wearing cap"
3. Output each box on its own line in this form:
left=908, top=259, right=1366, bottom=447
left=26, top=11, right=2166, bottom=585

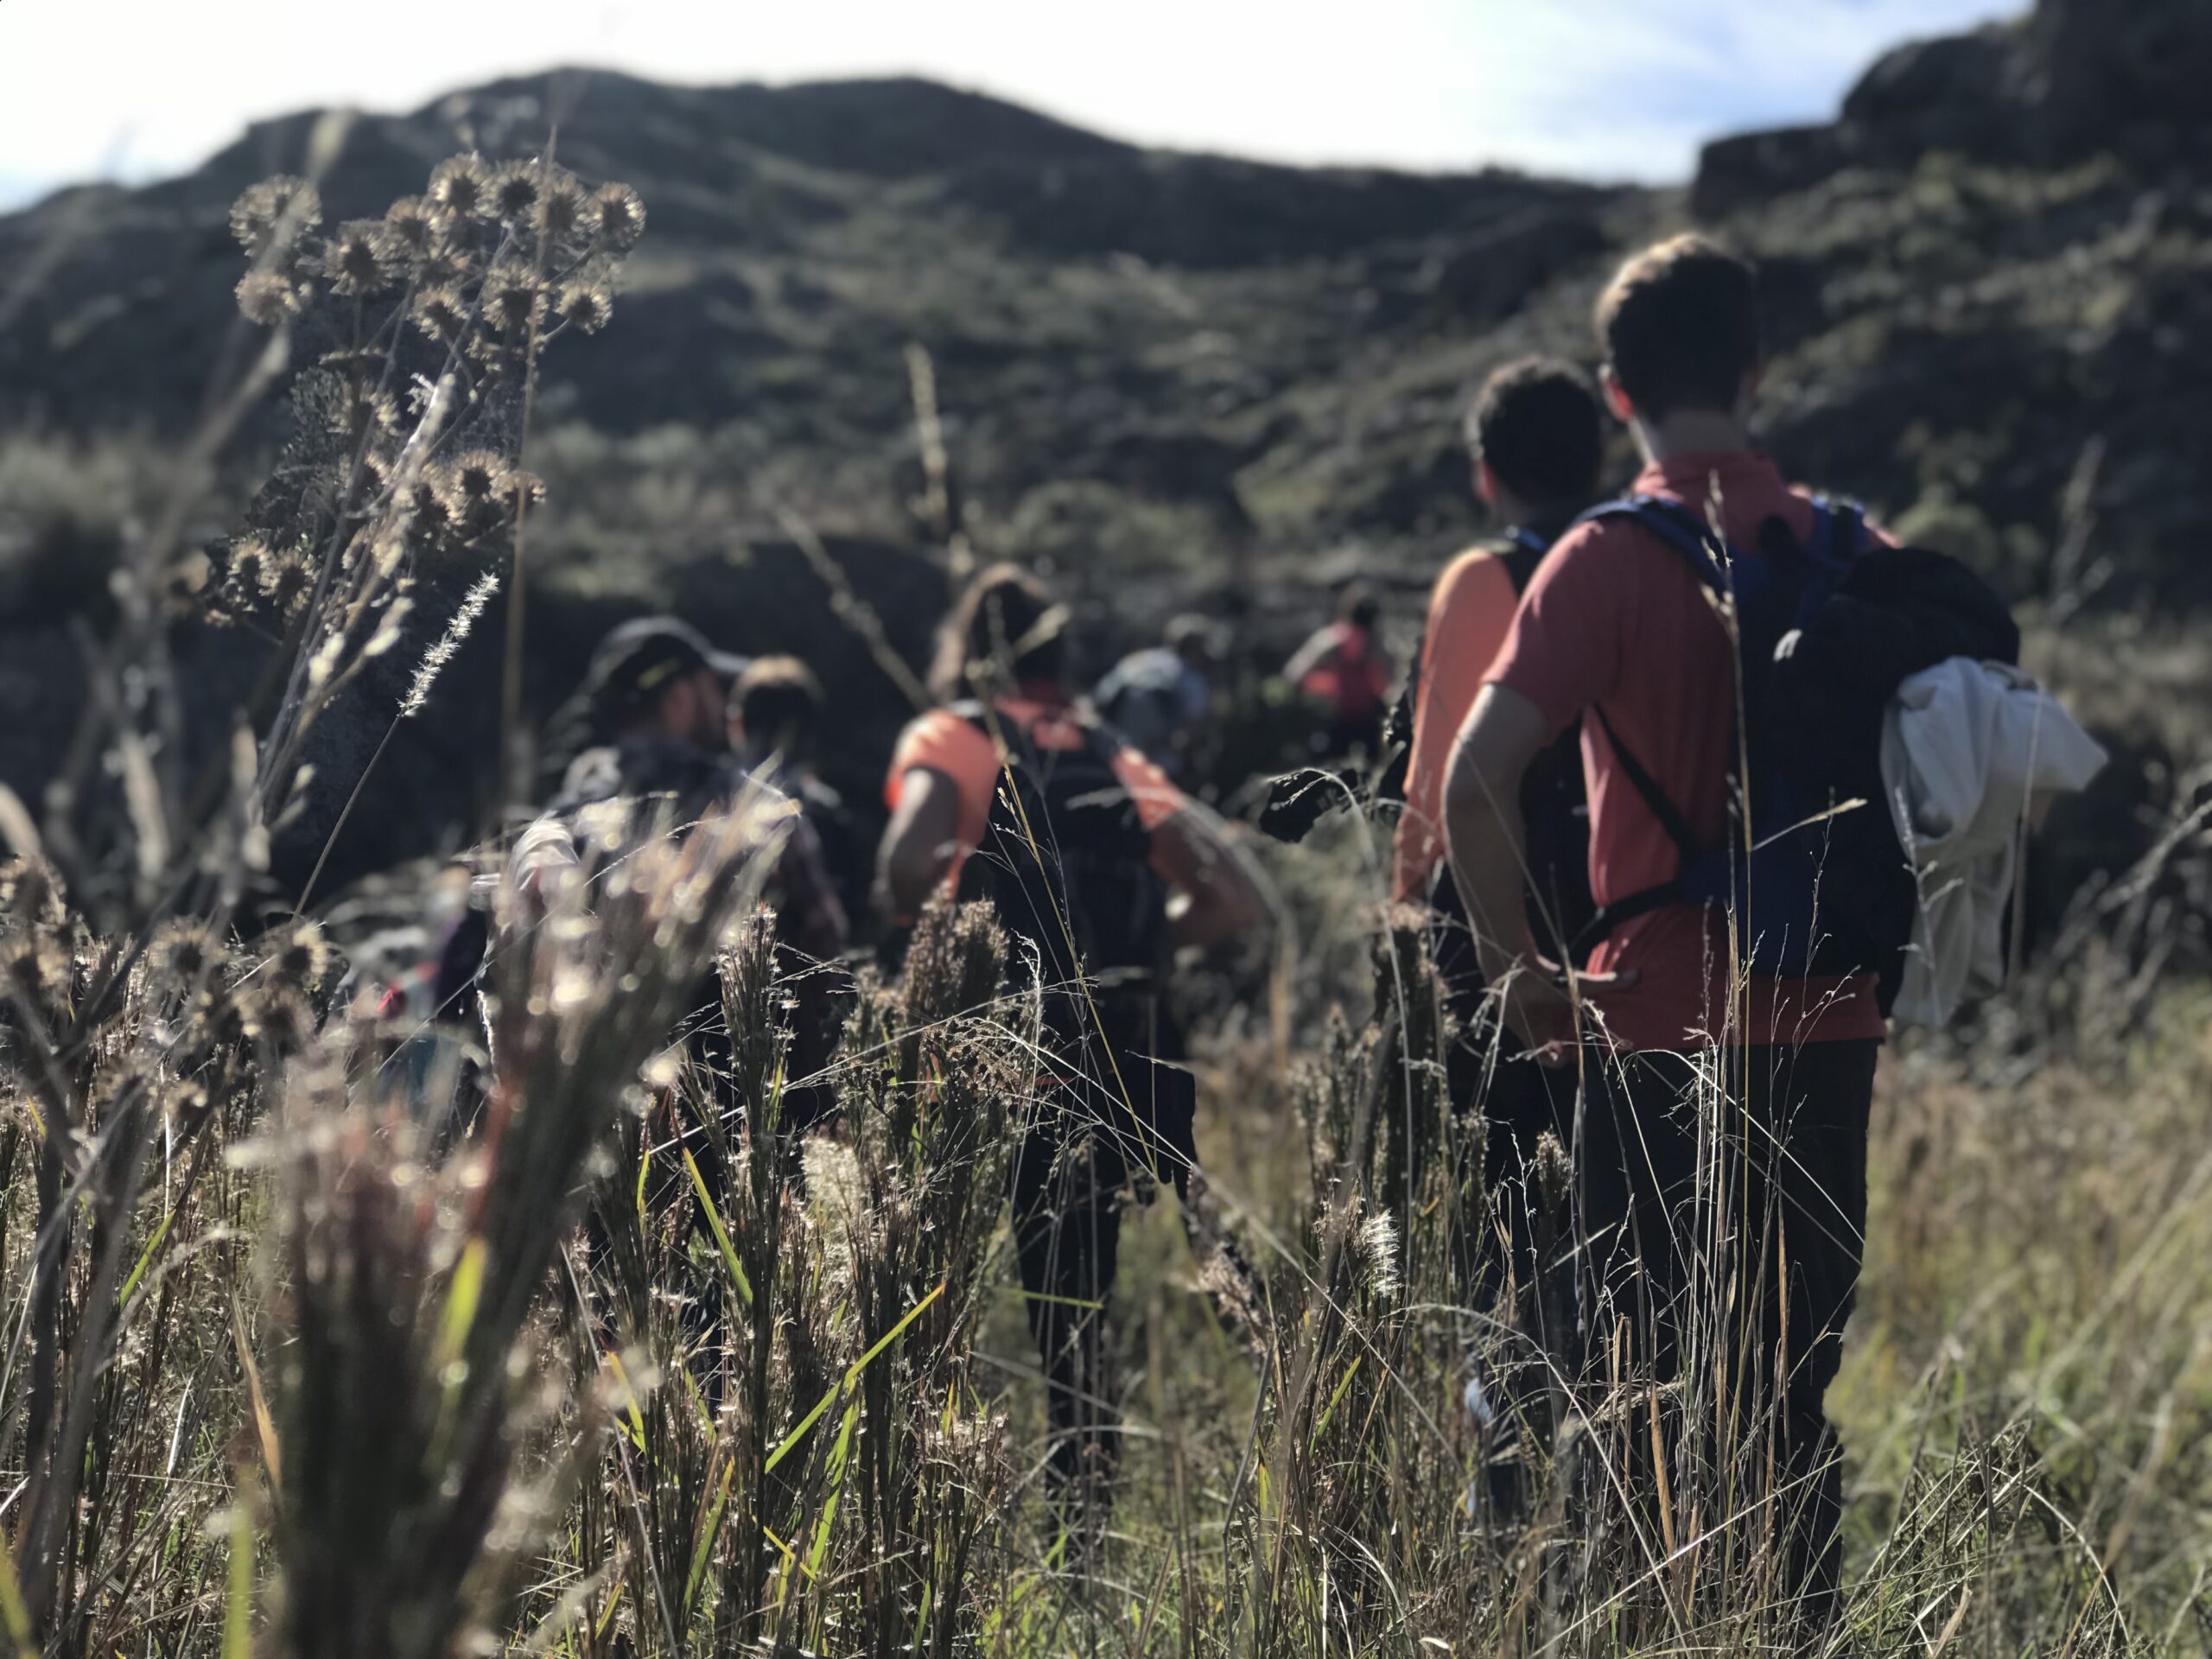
left=538, top=615, right=748, bottom=811
left=517, top=616, right=846, bottom=963
left=1090, top=614, right=1224, bottom=783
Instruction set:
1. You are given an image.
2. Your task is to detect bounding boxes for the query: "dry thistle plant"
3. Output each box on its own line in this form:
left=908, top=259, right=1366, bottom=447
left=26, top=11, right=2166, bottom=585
left=0, top=143, right=647, bottom=1659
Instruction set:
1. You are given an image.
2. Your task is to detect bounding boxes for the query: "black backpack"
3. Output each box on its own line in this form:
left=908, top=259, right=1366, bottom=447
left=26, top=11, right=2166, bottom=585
left=1571, top=494, right=2018, bottom=1001
left=1386, top=528, right=1595, bottom=960
left=950, top=702, right=1173, bottom=1024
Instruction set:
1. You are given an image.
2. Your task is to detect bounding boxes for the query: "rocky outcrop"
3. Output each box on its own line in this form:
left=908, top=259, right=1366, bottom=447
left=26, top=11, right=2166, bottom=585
left=1696, top=0, right=2212, bottom=217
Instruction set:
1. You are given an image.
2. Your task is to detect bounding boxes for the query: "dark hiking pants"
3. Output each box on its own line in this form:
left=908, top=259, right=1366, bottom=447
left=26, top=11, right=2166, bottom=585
left=1432, top=894, right=1579, bottom=1496
left=1007, top=995, right=1196, bottom=1510
left=1578, top=1039, right=1878, bottom=1626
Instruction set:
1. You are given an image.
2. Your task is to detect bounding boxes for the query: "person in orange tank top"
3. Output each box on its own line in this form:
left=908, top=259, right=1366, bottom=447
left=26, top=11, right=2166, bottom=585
left=1395, top=355, right=1604, bottom=1516
left=878, top=565, right=1263, bottom=1522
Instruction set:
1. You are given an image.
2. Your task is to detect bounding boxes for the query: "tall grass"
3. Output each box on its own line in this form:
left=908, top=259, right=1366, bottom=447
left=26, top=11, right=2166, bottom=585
left=3, top=147, right=2208, bottom=1659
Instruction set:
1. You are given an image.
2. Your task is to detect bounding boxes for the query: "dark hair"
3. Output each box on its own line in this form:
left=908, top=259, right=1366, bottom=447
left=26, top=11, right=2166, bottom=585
left=1595, top=234, right=1761, bottom=422
left=736, top=655, right=823, bottom=757
left=1337, top=581, right=1381, bottom=631
left=1465, top=356, right=1604, bottom=509
left=929, top=563, right=1069, bottom=702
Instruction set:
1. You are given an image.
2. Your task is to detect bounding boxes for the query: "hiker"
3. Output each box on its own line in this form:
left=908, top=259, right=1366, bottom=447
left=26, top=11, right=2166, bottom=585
left=877, top=563, right=1264, bottom=1510
left=521, top=616, right=849, bottom=964
left=733, top=654, right=873, bottom=943
left=1090, top=613, right=1224, bottom=782
left=513, top=616, right=850, bottom=1183
left=1442, top=236, right=1894, bottom=1621
left=1392, top=355, right=1604, bottom=1511
left=1285, top=582, right=1394, bottom=759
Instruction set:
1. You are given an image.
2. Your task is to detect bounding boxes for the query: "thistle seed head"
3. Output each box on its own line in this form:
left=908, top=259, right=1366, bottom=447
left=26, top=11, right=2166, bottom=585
left=322, top=220, right=394, bottom=297
left=230, top=175, right=322, bottom=257
left=266, top=918, right=334, bottom=994
left=260, top=553, right=314, bottom=616
left=490, top=160, right=543, bottom=224
left=554, top=281, right=612, bottom=334
left=535, top=168, right=587, bottom=245
left=589, top=182, right=645, bottom=251
left=236, top=270, right=304, bottom=327
left=482, top=263, right=546, bottom=336
left=411, top=285, right=468, bottom=346
left=227, top=536, right=271, bottom=599
left=448, top=450, right=510, bottom=503
left=427, top=155, right=490, bottom=225
left=382, top=195, right=435, bottom=262
left=149, top=918, right=223, bottom=986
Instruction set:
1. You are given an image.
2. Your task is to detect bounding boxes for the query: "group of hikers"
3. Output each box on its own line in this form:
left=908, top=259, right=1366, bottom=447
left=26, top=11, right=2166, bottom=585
left=448, top=230, right=2071, bottom=1624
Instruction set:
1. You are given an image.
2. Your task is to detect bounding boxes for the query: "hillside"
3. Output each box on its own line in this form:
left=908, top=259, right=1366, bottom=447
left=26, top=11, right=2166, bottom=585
left=1, top=0, right=2208, bottom=893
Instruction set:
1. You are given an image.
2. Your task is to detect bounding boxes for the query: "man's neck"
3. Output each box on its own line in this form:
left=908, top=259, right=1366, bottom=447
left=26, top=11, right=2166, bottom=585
left=1489, top=486, right=1540, bottom=531
left=1491, top=489, right=1580, bottom=540
left=1633, top=409, right=1753, bottom=466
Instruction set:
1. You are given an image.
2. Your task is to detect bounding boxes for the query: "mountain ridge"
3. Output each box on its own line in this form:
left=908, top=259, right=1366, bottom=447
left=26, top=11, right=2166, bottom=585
left=3, top=0, right=2208, bottom=894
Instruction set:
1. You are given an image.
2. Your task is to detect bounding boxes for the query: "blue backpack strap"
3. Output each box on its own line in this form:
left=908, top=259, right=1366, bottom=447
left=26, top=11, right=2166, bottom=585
left=1573, top=494, right=1732, bottom=594
left=1803, top=495, right=1868, bottom=572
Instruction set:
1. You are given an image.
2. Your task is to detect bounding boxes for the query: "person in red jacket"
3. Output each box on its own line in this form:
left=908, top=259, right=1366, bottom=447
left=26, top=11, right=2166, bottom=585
left=1285, top=583, right=1394, bottom=759
left=1444, top=235, right=1888, bottom=1625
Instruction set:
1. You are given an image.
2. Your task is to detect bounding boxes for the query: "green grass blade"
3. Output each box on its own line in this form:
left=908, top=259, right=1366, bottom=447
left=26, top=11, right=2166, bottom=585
left=765, top=1279, right=945, bottom=1475
left=222, top=1503, right=253, bottom=1659
left=681, top=1147, right=753, bottom=1307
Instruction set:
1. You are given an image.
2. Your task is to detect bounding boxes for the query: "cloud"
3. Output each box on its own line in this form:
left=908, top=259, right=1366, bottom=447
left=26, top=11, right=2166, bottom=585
left=0, top=0, right=2022, bottom=209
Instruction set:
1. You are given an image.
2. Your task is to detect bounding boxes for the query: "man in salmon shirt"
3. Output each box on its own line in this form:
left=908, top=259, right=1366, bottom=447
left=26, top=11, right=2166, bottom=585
left=1444, top=235, right=1886, bottom=1624
left=878, top=563, right=1262, bottom=1521
left=1395, top=356, right=1602, bottom=1513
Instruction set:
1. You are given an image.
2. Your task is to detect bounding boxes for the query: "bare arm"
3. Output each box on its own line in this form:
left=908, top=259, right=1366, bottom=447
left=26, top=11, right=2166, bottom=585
left=1443, top=683, right=1576, bottom=1048
left=1281, top=626, right=1337, bottom=687
left=1150, top=808, right=1267, bottom=950
left=876, top=766, right=963, bottom=925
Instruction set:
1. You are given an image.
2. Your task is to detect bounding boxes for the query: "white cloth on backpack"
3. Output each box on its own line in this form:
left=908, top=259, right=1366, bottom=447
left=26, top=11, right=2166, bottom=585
left=1878, top=659, right=2106, bottom=1026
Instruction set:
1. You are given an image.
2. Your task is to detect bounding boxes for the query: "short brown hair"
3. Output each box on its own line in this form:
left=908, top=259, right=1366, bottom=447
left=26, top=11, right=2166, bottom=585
left=1465, top=356, right=1604, bottom=508
left=929, top=563, right=1069, bottom=702
left=1595, top=235, right=1761, bottom=422
left=736, top=655, right=823, bottom=755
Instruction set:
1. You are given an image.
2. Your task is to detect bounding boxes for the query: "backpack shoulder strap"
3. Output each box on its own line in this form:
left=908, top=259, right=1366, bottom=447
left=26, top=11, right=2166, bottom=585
left=1497, top=525, right=1551, bottom=596
left=1570, top=704, right=1709, bottom=960
left=951, top=698, right=1052, bottom=775
left=1586, top=704, right=1700, bottom=867
left=1573, top=495, right=1732, bottom=593
left=1803, top=495, right=1868, bottom=573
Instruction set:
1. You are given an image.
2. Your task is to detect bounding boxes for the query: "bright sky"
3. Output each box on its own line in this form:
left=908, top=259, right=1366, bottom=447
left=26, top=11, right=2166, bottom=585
left=1, top=0, right=2018, bottom=210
